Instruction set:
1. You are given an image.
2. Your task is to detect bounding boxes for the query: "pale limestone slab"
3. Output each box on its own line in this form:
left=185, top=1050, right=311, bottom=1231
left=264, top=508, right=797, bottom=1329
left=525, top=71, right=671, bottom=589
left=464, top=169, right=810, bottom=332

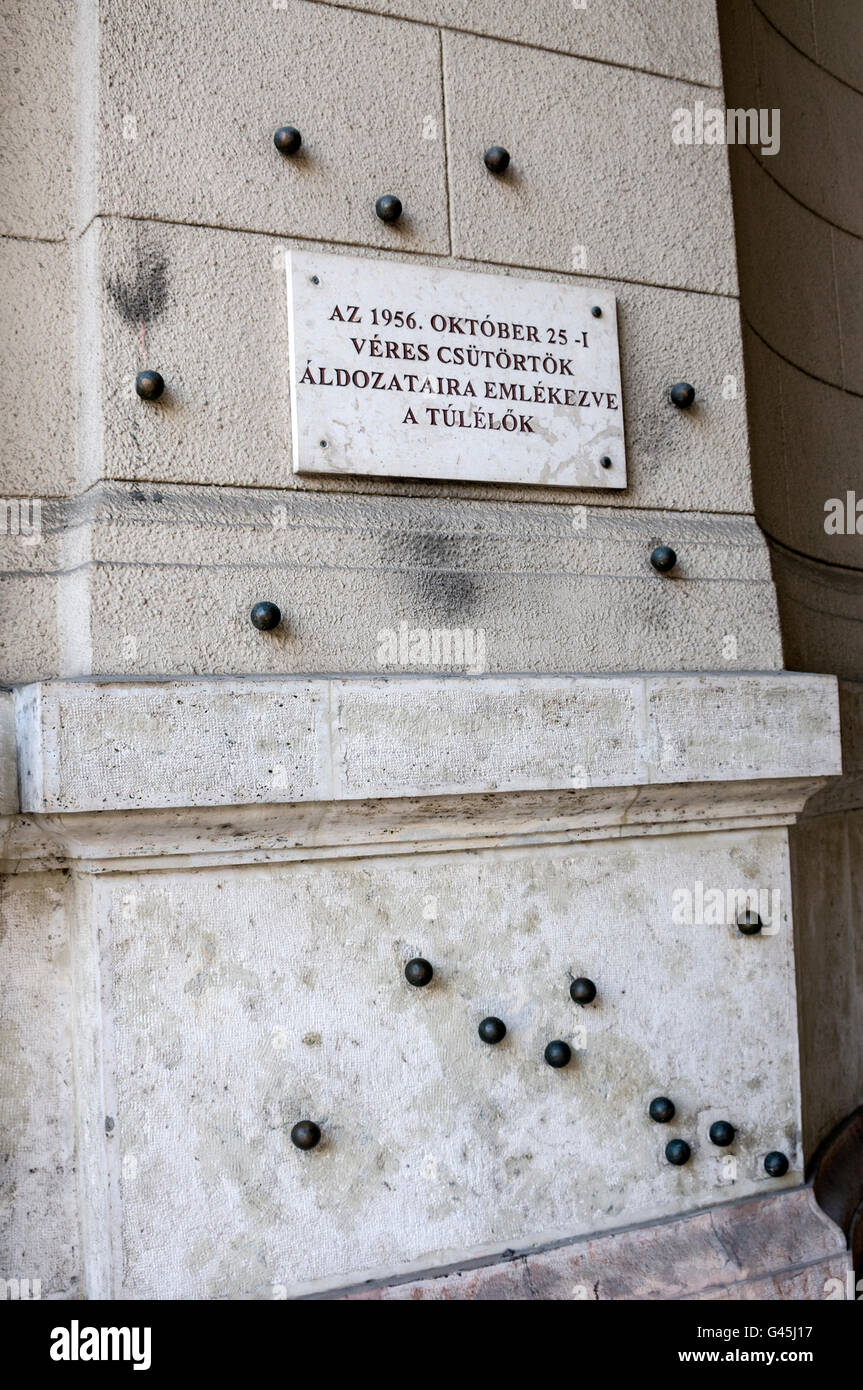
left=15, top=679, right=332, bottom=815
left=0, top=238, right=76, bottom=496
left=13, top=673, right=841, bottom=815
left=0, top=872, right=78, bottom=1296
left=331, top=676, right=642, bottom=797
left=100, top=828, right=801, bottom=1297
left=645, top=675, right=843, bottom=784
left=287, top=250, right=625, bottom=488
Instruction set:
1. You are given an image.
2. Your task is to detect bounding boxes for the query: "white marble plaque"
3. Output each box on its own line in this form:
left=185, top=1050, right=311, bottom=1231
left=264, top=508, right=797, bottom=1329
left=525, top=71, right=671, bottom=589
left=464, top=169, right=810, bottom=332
left=286, top=250, right=626, bottom=488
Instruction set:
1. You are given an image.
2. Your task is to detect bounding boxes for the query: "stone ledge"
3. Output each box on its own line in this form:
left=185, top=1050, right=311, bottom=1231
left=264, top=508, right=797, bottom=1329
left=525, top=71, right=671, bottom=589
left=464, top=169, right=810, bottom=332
left=11, top=672, right=841, bottom=816
left=324, top=1186, right=849, bottom=1301
left=0, top=777, right=829, bottom=873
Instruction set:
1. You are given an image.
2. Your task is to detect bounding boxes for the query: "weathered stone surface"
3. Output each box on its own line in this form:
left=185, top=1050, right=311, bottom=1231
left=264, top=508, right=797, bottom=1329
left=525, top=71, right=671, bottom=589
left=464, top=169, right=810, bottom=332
left=0, top=774, right=828, bottom=878
left=0, top=574, right=62, bottom=688
left=88, top=0, right=448, bottom=252
left=445, top=32, right=737, bottom=295
left=0, top=238, right=76, bottom=497
left=682, top=1257, right=850, bottom=1301
left=13, top=672, right=839, bottom=814
left=341, top=0, right=723, bottom=86
left=1, top=482, right=783, bottom=684
left=86, top=219, right=753, bottom=512
left=98, top=827, right=801, bottom=1297
left=332, top=1186, right=846, bottom=1299
left=0, top=0, right=76, bottom=239
left=0, top=873, right=78, bottom=1297
left=0, top=693, right=17, bottom=815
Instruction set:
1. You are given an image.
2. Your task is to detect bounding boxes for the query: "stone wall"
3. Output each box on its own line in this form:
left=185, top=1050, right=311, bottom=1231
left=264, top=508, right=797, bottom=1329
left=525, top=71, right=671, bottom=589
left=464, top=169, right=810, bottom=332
left=718, top=0, right=863, bottom=1157
left=0, top=1, right=856, bottom=1299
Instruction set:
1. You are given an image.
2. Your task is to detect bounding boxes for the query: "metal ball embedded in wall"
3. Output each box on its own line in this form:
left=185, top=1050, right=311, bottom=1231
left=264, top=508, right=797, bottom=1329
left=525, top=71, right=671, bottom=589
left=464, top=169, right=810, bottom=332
left=670, top=381, right=696, bottom=409
left=544, top=1039, right=572, bottom=1068
left=290, top=1120, right=321, bottom=1150
left=483, top=145, right=510, bottom=174
left=404, top=957, right=433, bottom=987
left=375, top=194, right=403, bottom=223
left=478, top=1016, right=506, bottom=1044
left=274, top=126, right=302, bottom=156
left=708, top=1120, right=736, bottom=1147
left=569, top=977, right=597, bottom=1005
left=764, top=1150, right=789, bottom=1177
left=650, top=545, right=677, bottom=573
left=649, top=1096, right=676, bottom=1123
left=249, top=601, right=281, bottom=631
left=737, top=911, right=762, bottom=936
left=135, top=370, right=165, bottom=401
left=665, top=1138, right=691, bottom=1165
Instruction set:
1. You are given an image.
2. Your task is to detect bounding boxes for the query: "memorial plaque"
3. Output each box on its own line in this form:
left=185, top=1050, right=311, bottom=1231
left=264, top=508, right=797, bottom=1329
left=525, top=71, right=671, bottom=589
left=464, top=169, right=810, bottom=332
left=286, top=250, right=626, bottom=488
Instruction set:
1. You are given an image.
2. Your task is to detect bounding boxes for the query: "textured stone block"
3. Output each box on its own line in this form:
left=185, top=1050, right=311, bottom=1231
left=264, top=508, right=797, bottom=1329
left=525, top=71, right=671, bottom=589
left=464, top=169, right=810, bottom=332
left=0, top=238, right=76, bottom=497
left=342, top=0, right=723, bottom=86
left=13, top=671, right=839, bottom=815
left=89, top=0, right=448, bottom=252
left=444, top=32, right=737, bottom=295
left=334, top=1186, right=845, bottom=1300
left=0, top=574, right=61, bottom=687
left=0, top=0, right=76, bottom=238
left=0, top=694, right=17, bottom=816
left=87, top=219, right=753, bottom=512
left=98, top=828, right=800, bottom=1296
left=15, top=482, right=781, bottom=683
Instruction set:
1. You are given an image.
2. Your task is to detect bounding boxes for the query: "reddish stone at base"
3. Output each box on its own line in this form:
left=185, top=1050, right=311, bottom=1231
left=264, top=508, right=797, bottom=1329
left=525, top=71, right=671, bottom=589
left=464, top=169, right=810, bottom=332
left=322, top=1187, right=851, bottom=1301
